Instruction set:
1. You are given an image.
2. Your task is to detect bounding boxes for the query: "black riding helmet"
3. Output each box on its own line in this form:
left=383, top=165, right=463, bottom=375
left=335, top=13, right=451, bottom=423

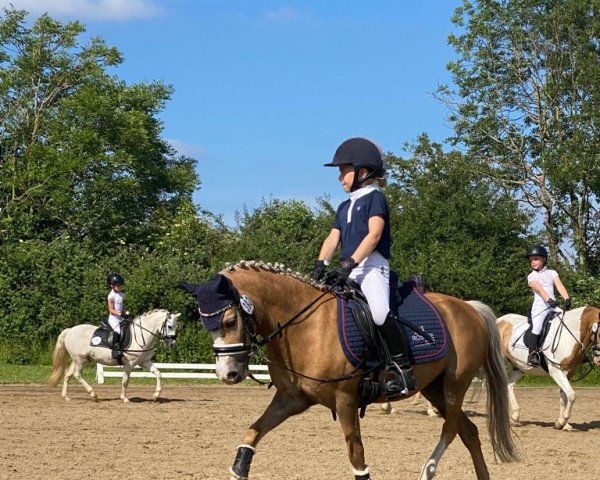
left=525, top=245, right=548, bottom=259
left=107, top=272, right=125, bottom=286
left=324, top=137, right=385, bottom=191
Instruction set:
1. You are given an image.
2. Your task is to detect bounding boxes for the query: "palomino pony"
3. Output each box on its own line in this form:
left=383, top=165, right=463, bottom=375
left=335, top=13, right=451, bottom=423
left=497, top=306, right=600, bottom=430
left=181, top=261, right=518, bottom=480
left=48, top=309, right=180, bottom=403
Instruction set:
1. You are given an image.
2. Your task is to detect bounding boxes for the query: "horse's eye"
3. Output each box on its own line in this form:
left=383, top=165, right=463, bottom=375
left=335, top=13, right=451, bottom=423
left=223, top=316, right=237, bottom=329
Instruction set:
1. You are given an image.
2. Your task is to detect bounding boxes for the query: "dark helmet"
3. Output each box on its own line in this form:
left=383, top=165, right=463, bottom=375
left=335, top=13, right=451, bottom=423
left=525, top=245, right=548, bottom=259
left=107, top=272, right=125, bottom=285
left=324, top=137, right=385, bottom=189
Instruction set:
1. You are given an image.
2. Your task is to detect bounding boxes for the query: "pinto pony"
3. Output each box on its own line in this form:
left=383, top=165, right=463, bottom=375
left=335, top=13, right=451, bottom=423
left=182, top=262, right=518, bottom=480
left=497, top=306, right=600, bottom=430
left=48, top=309, right=180, bottom=403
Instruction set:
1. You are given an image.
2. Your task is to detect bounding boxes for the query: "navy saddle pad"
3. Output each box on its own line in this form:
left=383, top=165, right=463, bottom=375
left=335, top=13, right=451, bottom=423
left=337, top=281, right=449, bottom=368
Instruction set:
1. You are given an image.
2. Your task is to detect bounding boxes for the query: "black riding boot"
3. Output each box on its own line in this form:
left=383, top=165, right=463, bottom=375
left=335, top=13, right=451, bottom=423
left=111, top=331, right=122, bottom=360
left=527, top=333, right=541, bottom=367
left=376, top=313, right=416, bottom=397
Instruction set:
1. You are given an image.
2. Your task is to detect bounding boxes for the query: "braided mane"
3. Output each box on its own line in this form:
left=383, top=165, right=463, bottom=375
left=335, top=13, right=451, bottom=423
left=222, top=260, right=329, bottom=292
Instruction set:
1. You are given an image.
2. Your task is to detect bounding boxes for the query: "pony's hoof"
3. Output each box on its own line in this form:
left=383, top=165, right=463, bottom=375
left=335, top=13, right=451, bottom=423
left=152, top=396, right=160, bottom=402
left=427, top=409, right=440, bottom=418
left=555, top=421, right=575, bottom=431
left=510, top=419, right=522, bottom=427
left=122, top=398, right=130, bottom=404
left=64, top=397, right=71, bottom=402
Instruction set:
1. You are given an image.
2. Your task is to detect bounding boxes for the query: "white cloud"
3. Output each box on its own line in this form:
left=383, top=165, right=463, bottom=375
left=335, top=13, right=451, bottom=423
left=166, top=138, right=204, bottom=158
left=264, top=5, right=299, bottom=23
left=0, top=0, right=163, bottom=21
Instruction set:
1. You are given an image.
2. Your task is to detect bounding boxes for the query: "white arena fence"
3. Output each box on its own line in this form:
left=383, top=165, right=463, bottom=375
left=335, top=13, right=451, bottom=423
left=96, top=363, right=270, bottom=384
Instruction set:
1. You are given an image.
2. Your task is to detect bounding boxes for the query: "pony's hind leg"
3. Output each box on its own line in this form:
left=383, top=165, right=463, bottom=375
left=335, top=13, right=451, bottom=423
left=229, top=389, right=313, bottom=480
left=61, top=362, right=75, bottom=401
left=507, top=368, right=524, bottom=426
left=62, top=360, right=96, bottom=402
left=420, top=379, right=486, bottom=480
left=457, top=411, right=489, bottom=479
left=71, top=360, right=97, bottom=401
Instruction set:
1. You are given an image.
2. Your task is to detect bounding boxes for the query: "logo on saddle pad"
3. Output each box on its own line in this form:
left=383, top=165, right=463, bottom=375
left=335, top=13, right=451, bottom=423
left=411, top=325, right=436, bottom=346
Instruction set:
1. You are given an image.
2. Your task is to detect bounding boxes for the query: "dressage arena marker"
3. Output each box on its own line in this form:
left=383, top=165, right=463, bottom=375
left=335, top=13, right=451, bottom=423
left=95, top=363, right=270, bottom=383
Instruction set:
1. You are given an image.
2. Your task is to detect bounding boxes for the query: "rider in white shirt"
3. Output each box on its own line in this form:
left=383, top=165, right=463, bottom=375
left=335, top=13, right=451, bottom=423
left=526, top=245, right=571, bottom=366
left=107, top=273, right=126, bottom=359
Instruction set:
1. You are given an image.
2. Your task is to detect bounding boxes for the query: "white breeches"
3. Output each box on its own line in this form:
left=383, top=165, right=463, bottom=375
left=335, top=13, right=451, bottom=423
left=350, top=263, right=390, bottom=326
left=108, top=316, right=122, bottom=334
left=530, top=304, right=549, bottom=335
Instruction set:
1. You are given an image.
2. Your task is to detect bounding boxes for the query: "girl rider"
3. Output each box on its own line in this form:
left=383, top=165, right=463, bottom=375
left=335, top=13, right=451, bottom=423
left=310, top=137, right=416, bottom=396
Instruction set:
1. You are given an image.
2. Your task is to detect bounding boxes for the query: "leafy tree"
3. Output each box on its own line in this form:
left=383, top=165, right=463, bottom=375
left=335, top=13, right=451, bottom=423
left=385, top=135, right=533, bottom=314
left=440, top=0, right=600, bottom=273
left=232, top=198, right=335, bottom=272
left=0, top=8, right=197, bottom=249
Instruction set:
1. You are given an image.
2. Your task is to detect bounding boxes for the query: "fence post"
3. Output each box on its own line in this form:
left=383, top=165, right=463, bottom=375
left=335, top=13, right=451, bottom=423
left=96, top=364, right=105, bottom=384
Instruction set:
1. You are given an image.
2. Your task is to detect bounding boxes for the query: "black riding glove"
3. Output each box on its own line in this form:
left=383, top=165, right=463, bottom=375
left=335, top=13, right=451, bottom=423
left=547, top=298, right=557, bottom=308
left=310, top=260, right=326, bottom=281
left=326, top=258, right=358, bottom=286
left=564, top=297, right=572, bottom=311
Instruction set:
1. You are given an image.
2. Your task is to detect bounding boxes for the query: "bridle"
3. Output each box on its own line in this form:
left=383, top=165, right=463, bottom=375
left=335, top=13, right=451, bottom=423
left=124, top=314, right=178, bottom=353
left=543, top=310, right=600, bottom=370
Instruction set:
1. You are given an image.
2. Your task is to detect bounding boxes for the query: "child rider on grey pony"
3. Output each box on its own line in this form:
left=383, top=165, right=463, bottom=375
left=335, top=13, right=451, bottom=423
left=107, top=272, right=126, bottom=360
left=525, top=245, right=571, bottom=367
left=310, top=137, right=416, bottom=396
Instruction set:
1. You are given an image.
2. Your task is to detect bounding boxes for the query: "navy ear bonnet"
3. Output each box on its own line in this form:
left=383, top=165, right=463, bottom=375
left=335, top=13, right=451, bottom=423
left=180, top=274, right=239, bottom=330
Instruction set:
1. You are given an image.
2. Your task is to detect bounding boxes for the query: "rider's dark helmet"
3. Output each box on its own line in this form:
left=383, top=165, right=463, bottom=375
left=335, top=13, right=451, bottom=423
left=107, top=272, right=125, bottom=286
left=324, top=137, right=385, bottom=190
left=525, top=245, right=548, bottom=259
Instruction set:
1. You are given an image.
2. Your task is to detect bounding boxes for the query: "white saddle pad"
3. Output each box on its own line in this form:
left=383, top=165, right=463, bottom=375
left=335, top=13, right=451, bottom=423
left=509, top=317, right=557, bottom=350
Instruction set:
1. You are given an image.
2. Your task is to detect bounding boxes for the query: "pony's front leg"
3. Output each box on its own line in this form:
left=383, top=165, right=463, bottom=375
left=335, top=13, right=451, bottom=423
left=120, top=366, right=132, bottom=403
left=336, top=396, right=370, bottom=480
left=548, top=368, right=576, bottom=430
left=507, top=368, right=523, bottom=426
left=229, top=390, right=313, bottom=480
left=140, top=360, right=162, bottom=401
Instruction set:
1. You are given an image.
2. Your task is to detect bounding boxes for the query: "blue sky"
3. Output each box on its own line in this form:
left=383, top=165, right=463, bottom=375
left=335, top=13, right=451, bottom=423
left=4, top=0, right=461, bottom=225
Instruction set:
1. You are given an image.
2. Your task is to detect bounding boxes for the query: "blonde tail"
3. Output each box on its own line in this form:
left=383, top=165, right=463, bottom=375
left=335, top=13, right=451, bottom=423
left=47, top=329, right=69, bottom=386
left=467, top=300, right=519, bottom=463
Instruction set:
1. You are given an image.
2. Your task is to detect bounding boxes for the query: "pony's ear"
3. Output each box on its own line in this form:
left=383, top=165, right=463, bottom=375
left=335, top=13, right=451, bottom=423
left=172, top=312, right=182, bottom=320
left=180, top=282, right=201, bottom=296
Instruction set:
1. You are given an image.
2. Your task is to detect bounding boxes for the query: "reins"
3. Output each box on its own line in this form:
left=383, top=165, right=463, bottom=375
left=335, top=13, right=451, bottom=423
left=252, top=287, right=334, bottom=347
left=241, top=284, right=385, bottom=385
left=116, top=314, right=176, bottom=354
left=538, top=309, right=598, bottom=371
